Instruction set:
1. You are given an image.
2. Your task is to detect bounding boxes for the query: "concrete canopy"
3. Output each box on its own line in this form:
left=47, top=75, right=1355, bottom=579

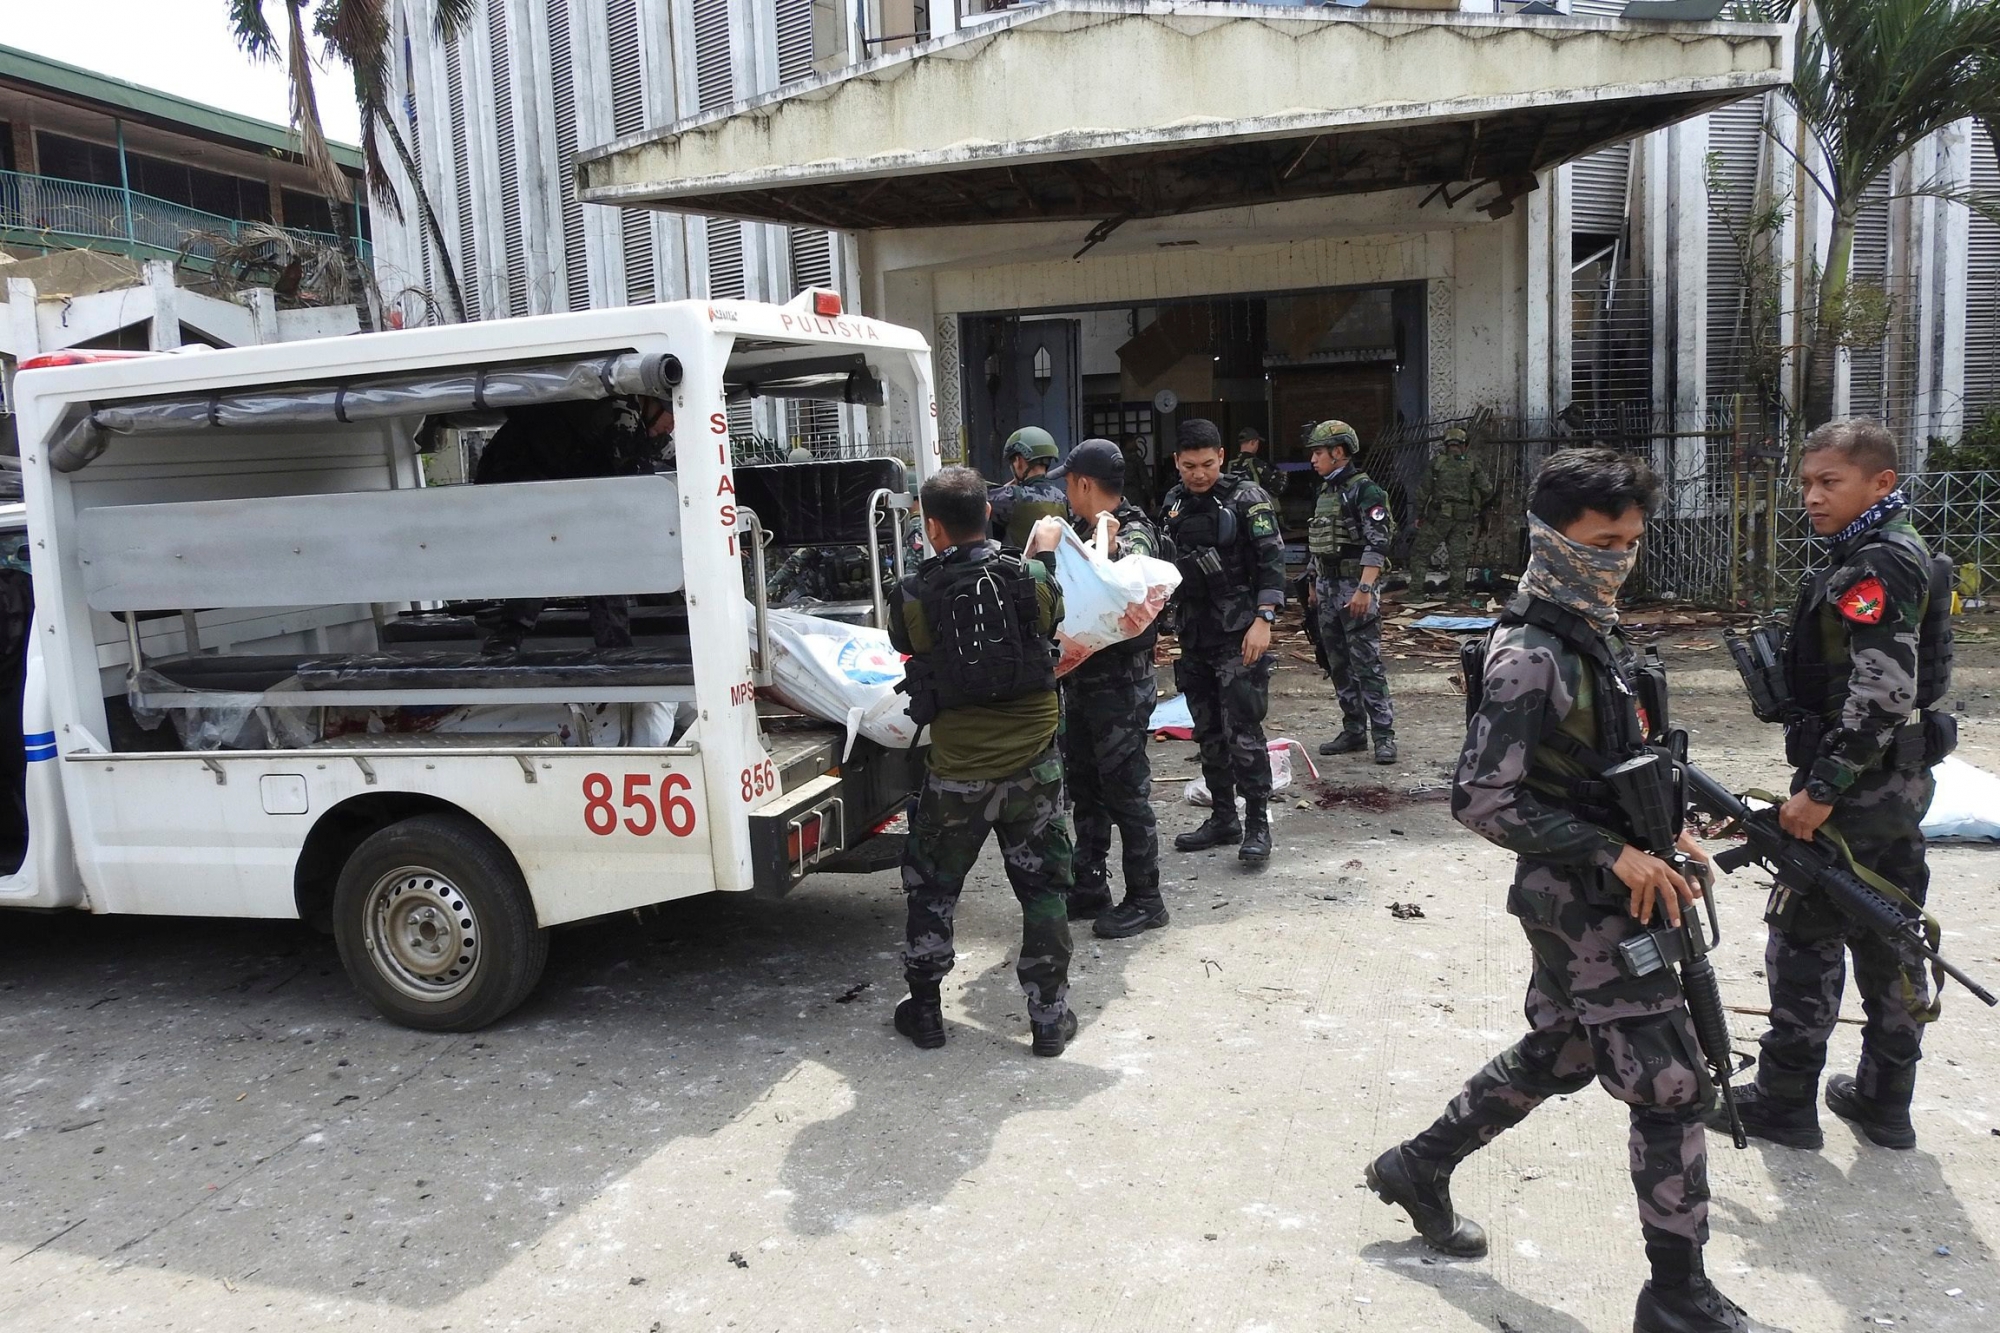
left=575, top=0, right=1791, bottom=231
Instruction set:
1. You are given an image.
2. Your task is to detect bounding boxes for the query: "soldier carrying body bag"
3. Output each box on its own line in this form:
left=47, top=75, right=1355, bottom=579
left=889, top=466, right=1079, bottom=1058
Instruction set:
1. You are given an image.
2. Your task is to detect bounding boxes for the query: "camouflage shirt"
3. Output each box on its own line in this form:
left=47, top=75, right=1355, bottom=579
left=989, top=473, right=1069, bottom=550
left=1452, top=621, right=1632, bottom=870
left=1419, top=451, right=1492, bottom=520
left=1791, top=511, right=1931, bottom=801
left=1162, top=474, right=1287, bottom=636
left=1226, top=452, right=1278, bottom=496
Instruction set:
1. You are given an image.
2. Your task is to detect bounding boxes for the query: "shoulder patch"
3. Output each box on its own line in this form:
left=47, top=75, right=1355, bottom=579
left=1247, top=504, right=1279, bottom=539
left=1836, top=575, right=1888, bottom=625
left=1367, top=503, right=1388, bottom=523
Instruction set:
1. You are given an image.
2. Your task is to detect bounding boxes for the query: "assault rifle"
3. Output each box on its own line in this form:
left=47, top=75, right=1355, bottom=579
left=1600, top=749, right=1750, bottom=1148
left=1680, top=762, right=1999, bottom=1010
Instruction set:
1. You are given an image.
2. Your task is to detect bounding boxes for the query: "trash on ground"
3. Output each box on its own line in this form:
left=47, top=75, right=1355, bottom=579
left=1149, top=693, right=1195, bottom=738
left=1388, top=902, right=1425, bottom=920
left=1185, top=740, right=1316, bottom=805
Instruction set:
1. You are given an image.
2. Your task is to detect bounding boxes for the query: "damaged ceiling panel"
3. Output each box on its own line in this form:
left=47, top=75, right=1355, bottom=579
left=575, top=0, right=1791, bottom=232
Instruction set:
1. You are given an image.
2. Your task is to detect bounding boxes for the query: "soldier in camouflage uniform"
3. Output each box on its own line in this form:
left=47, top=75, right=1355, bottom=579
left=989, top=427, right=1069, bottom=550
left=1415, top=426, right=1493, bottom=600
left=888, top=466, right=1078, bottom=1058
left=1306, top=422, right=1398, bottom=765
left=1048, top=438, right=1167, bottom=938
left=1227, top=426, right=1279, bottom=497
left=1161, top=419, right=1288, bottom=864
left=1715, top=420, right=1949, bottom=1154
left=1370, top=449, right=1773, bottom=1333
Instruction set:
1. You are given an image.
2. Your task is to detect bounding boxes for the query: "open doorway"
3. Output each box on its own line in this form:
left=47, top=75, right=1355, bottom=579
left=957, top=284, right=1427, bottom=521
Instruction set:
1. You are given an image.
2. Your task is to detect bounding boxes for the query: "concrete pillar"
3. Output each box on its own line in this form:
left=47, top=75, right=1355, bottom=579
left=1917, top=122, right=1971, bottom=454
left=268, top=177, right=287, bottom=226
left=144, top=261, right=181, bottom=351
left=1667, top=115, right=1709, bottom=442
left=238, top=286, right=279, bottom=344
left=1525, top=171, right=1553, bottom=425
left=10, top=120, right=35, bottom=175
left=6, top=278, right=40, bottom=363
left=1549, top=162, right=1574, bottom=424
left=1637, top=129, right=1673, bottom=428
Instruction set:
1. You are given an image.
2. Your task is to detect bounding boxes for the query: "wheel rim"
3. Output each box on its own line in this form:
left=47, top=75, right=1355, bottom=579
left=363, top=865, right=480, bottom=1003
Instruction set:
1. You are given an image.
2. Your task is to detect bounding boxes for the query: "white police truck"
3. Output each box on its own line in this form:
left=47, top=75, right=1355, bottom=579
left=2, top=293, right=939, bottom=1030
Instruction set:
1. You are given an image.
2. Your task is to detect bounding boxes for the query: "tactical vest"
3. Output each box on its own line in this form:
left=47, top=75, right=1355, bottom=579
left=1307, top=471, right=1366, bottom=563
left=1783, top=523, right=1955, bottom=770
left=1003, top=476, right=1069, bottom=549
left=902, top=546, right=1056, bottom=716
left=1164, top=478, right=1252, bottom=609
left=1461, top=595, right=1660, bottom=837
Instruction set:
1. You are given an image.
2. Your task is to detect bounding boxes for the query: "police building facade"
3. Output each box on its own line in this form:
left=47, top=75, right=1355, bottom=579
left=370, top=0, right=2000, bottom=501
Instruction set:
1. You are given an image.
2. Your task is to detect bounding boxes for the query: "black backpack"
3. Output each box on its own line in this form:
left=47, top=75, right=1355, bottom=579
left=900, top=549, right=1055, bottom=718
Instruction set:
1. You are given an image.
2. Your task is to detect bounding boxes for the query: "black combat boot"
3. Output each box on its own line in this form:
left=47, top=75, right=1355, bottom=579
left=1364, top=1144, right=1487, bottom=1259
left=1094, top=888, right=1168, bottom=938
left=1319, top=729, right=1368, bottom=757
left=1708, top=1084, right=1822, bottom=1150
left=1238, top=799, right=1272, bottom=864
left=1030, top=1009, right=1078, bottom=1057
left=1175, top=803, right=1242, bottom=852
left=1067, top=876, right=1114, bottom=921
left=1373, top=731, right=1397, bottom=765
left=1825, top=1073, right=1917, bottom=1150
left=1634, top=1246, right=1770, bottom=1332
left=893, top=981, right=945, bottom=1050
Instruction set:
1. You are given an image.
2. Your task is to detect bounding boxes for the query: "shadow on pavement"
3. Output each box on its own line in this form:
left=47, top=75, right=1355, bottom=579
left=1359, top=1238, right=1599, bottom=1333
left=0, top=865, right=1136, bottom=1307
left=1713, top=1130, right=1991, bottom=1329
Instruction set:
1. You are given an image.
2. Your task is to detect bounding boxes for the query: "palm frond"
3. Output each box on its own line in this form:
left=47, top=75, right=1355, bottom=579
left=227, top=0, right=280, bottom=58
left=432, top=0, right=475, bottom=40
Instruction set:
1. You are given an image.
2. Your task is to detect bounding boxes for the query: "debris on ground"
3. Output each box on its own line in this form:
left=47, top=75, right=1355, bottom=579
left=1313, top=782, right=1452, bottom=812
left=728, top=1251, right=749, bottom=1269
left=1388, top=902, right=1426, bottom=920
left=835, top=982, right=870, bottom=1004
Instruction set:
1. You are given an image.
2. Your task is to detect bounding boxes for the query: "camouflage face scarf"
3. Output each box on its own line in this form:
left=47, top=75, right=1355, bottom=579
left=1824, top=488, right=1908, bottom=548
left=1517, top=515, right=1636, bottom=627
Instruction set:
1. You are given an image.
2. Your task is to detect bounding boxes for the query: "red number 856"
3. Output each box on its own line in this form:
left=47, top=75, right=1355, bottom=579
left=583, top=772, right=696, bottom=837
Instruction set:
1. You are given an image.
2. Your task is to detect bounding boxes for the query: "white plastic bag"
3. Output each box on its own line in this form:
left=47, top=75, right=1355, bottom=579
left=1049, top=515, right=1181, bottom=676
left=1921, top=755, right=2000, bottom=841
left=751, top=606, right=925, bottom=757
left=1184, top=739, right=1318, bottom=807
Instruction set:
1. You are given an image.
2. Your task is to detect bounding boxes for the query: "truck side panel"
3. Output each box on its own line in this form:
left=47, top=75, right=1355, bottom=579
left=61, top=750, right=713, bottom=925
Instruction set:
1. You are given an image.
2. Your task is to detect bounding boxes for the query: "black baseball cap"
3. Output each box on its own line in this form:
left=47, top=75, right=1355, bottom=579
left=1048, top=437, right=1125, bottom=489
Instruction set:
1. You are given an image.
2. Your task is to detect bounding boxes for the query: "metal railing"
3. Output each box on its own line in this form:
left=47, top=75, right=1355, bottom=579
left=0, top=168, right=368, bottom=266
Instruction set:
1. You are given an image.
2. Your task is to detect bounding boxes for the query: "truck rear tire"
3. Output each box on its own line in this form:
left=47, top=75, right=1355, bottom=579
left=331, top=813, right=548, bottom=1031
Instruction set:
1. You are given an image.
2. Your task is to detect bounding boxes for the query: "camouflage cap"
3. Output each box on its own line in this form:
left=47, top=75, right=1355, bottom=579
left=1306, top=420, right=1360, bottom=456
left=1003, top=426, right=1060, bottom=461
left=1443, top=426, right=1469, bottom=445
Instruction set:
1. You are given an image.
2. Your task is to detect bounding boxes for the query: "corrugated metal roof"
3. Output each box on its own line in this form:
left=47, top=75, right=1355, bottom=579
left=0, top=42, right=364, bottom=173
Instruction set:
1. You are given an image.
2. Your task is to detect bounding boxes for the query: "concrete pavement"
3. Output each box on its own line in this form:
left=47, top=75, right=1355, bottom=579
left=3, top=651, right=1997, bottom=1332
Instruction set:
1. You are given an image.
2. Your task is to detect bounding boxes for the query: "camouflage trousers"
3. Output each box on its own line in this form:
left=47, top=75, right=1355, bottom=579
left=1173, top=626, right=1274, bottom=802
left=1409, top=860, right=1711, bottom=1249
left=1314, top=573, right=1395, bottom=737
left=1756, top=764, right=1936, bottom=1106
left=1418, top=517, right=1477, bottom=596
left=901, top=746, right=1074, bottom=1024
left=1061, top=670, right=1160, bottom=901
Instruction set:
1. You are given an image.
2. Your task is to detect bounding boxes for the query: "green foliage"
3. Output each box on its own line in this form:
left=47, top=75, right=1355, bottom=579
left=1925, top=410, right=2000, bottom=471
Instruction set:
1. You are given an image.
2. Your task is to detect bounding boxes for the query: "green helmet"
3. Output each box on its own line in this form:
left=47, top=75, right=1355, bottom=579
left=1443, top=426, right=1469, bottom=446
left=1306, top=419, right=1360, bottom=456
left=1003, top=426, right=1059, bottom=463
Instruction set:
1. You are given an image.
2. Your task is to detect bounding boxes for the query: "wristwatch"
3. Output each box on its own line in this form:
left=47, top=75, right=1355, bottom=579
left=1256, top=607, right=1277, bottom=624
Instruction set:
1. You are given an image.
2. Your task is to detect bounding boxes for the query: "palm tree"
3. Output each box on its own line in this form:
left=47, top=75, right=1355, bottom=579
left=1774, top=0, right=2000, bottom=429
left=228, top=0, right=471, bottom=322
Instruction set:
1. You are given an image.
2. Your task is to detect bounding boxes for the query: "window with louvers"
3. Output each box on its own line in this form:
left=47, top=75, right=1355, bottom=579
left=1706, top=97, right=1767, bottom=400
left=787, top=227, right=839, bottom=446
left=1569, top=0, right=1627, bottom=13
left=1967, top=129, right=2000, bottom=417
left=488, top=0, right=529, bottom=317
left=775, top=0, right=815, bottom=84
left=693, top=0, right=745, bottom=303
left=607, top=0, right=654, bottom=304
left=445, top=40, right=482, bottom=320
left=1847, top=176, right=1892, bottom=423
left=548, top=0, right=591, bottom=311
left=1570, top=141, right=1631, bottom=242
left=398, top=26, right=437, bottom=319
